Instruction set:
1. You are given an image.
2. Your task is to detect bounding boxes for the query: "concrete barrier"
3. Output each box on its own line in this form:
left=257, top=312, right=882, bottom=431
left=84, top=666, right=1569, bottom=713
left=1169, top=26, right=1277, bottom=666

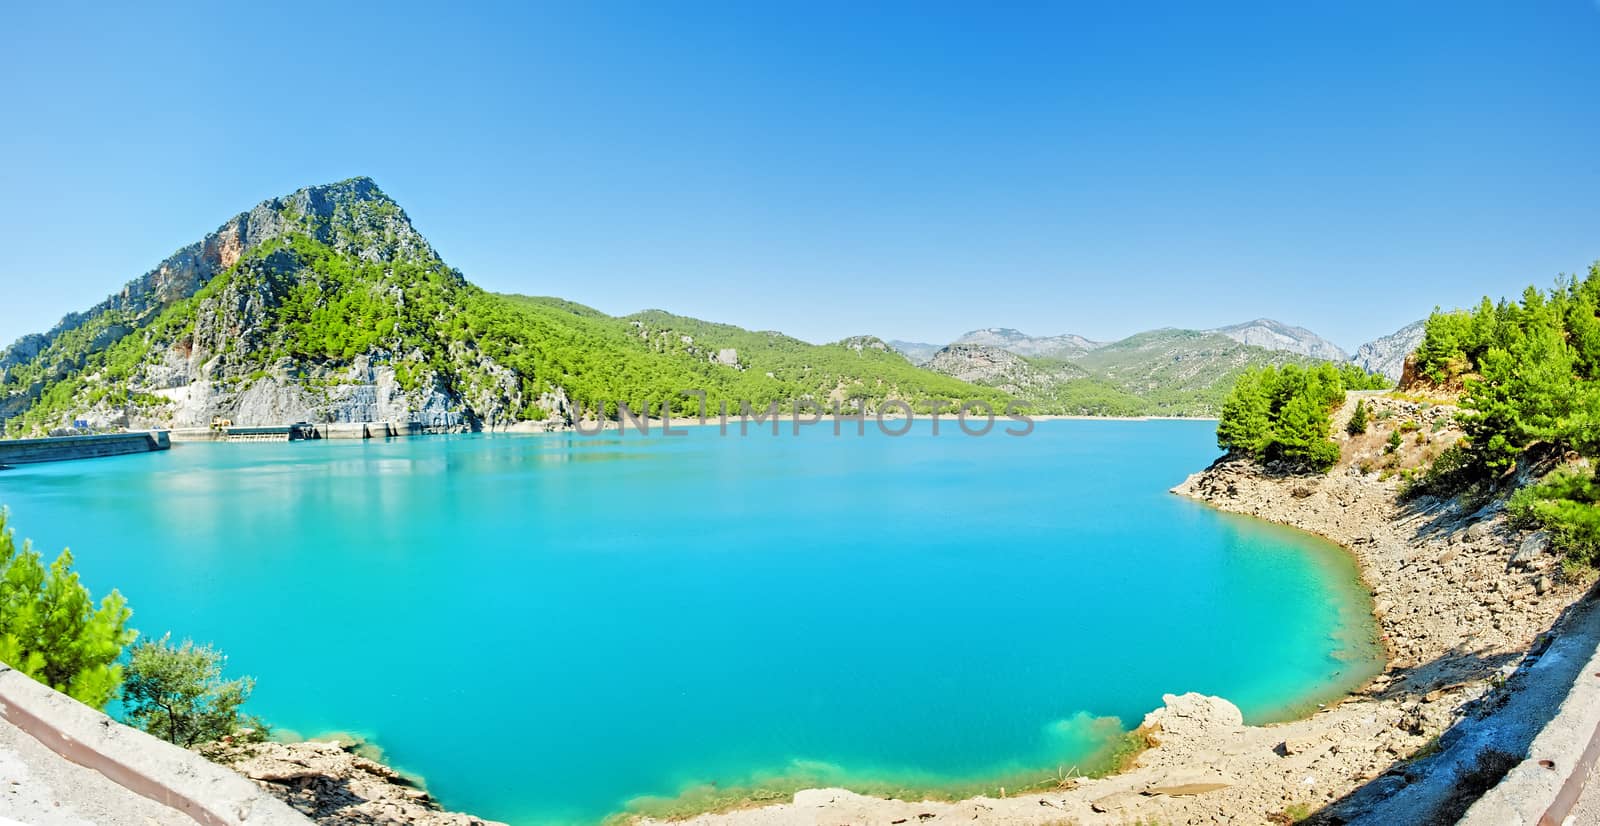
left=1461, top=615, right=1600, bottom=826
left=0, top=431, right=170, bottom=465
left=0, top=665, right=310, bottom=825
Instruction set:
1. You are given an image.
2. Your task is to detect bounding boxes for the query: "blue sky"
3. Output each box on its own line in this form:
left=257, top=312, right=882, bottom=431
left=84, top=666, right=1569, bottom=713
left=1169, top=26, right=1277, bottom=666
left=2, top=1, right=1597, bottom=351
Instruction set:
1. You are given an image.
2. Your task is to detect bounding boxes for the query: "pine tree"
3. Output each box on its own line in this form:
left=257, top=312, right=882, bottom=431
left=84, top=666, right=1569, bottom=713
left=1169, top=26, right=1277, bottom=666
left=1217, top=369, right=1271, bottom=457
left=1461, top=324, right=1579, bottom=472
left=1273, top=392, right=1338, bottom=469
left=1346, top=399, right=1369, bottom=435
left=0, top=511, right=134, bottom=709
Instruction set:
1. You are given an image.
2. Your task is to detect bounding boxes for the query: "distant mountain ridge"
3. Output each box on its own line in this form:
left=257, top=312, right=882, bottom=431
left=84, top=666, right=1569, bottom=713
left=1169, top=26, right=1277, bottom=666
left=886, top=340, right=942, bottom=365
left=920, top=329, right=1341, bottom=416
left=891, top=319, right=1424, bottom=416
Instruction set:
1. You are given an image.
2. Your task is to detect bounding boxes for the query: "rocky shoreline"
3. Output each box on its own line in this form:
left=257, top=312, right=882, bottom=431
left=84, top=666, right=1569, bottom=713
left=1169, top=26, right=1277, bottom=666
left=623, top=395, right=1594, bottom=826
left=205, top=738, right=507, bottom=826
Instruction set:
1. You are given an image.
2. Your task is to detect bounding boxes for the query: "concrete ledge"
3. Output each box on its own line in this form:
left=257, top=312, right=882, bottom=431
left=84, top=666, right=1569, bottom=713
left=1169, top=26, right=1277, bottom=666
left=0, top=665, right=311, bottom=826
left=1461, top=624, right=1600, bottom=826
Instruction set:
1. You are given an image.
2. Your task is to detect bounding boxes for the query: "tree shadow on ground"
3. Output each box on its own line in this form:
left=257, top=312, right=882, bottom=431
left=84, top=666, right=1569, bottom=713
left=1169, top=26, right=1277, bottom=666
left=1309, top=582, right=1600, bottom=825
left=252, top=771, right=442, bottom=825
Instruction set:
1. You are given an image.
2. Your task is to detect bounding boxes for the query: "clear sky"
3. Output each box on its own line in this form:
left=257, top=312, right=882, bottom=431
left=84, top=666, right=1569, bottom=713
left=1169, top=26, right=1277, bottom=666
left=2, top=1, right=1597, bottom=352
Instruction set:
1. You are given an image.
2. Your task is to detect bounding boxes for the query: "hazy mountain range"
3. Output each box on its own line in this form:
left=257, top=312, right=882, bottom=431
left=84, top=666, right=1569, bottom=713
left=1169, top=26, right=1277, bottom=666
left=892, top=317, right=1422, bottom=382
left=881, top=315, right=1423, bottom=418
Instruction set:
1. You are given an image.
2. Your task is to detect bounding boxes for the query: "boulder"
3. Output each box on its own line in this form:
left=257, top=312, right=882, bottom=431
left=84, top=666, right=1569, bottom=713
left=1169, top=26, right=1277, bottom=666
left=1510, top=531, right=1552, bottom=570
left=1281, top=732, right=1332, bottom=757
left=1140, top=693, right=1245, bottom=747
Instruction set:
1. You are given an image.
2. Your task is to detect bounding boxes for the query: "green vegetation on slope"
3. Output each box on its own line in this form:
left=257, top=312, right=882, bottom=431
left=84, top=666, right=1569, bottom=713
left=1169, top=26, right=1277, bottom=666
left=1412, top=268, right=1600, bottom=474
left=1407, top=263, right=1600, bottom=565
left=617, top=308, right=1008, bottom=415
left=3, top=231, right=477, bottom=435
left=1216, top=363, right=1387, bottom=470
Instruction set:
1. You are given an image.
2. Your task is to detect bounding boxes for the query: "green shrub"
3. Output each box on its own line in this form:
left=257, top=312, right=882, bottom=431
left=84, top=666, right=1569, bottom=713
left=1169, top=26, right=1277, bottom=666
left=1401, top=444, right=1482, bottom=501
left=1508, top=467, right=1600, bottom=566
left=122, top=634, right=264, bottom=747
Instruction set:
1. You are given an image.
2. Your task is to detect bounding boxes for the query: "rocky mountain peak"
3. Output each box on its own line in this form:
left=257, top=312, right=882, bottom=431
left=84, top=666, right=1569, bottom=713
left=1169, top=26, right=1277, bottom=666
left=261, top=177, right=435, bottom=265
left=0, top=178, right=433, bottom=376
left=1208, top=318, right=1348, bottom=361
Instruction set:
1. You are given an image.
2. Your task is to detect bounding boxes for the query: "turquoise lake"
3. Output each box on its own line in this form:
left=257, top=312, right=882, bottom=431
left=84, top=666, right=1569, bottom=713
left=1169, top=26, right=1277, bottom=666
left=0, top=420, right=1381, bottom=824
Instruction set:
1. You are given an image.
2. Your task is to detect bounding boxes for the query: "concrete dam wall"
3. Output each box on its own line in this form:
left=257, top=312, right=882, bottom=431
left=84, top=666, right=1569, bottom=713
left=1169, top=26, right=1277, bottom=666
left=0, top=431, right=171, bottom=465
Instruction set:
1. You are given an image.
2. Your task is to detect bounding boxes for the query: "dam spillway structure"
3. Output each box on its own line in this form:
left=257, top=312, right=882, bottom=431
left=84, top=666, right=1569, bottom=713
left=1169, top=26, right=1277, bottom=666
left=168, top=421, right=429, bottom=442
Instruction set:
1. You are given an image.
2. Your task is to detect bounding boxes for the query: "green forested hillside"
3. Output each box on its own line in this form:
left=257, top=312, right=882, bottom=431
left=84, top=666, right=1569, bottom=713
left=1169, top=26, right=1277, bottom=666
left=0, top=179, right=1011, bottom=435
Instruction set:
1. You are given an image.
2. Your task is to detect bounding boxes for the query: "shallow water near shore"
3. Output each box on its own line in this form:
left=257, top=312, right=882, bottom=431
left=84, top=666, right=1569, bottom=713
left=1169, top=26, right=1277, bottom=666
left=0, top=420, right=1380, bottom=824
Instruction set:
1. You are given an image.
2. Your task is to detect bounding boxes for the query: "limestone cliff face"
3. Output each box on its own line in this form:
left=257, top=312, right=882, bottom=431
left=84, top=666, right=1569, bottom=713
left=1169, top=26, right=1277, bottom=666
left=1352, top=320, right=1426, bottom=382
left=952, top=327, right=1103, bottom=359
left=1207, top=318, right=1349, bottom=361
left=923, top=343, right=1085, bottom=396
